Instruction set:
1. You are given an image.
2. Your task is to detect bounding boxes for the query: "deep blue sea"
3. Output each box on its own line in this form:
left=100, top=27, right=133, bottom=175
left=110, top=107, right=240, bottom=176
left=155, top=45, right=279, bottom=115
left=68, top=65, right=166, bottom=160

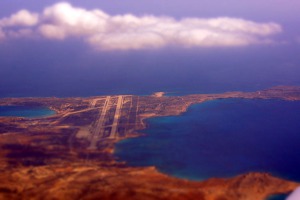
left=0, top=106, right=55, bottom=118
left=267, top=194, right=289, bottom=200
left=115, top=99, right=300, bottom=182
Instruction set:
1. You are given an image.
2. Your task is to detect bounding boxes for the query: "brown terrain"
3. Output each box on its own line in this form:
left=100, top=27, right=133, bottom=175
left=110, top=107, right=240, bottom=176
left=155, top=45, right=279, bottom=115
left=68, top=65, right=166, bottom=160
left=0, top=85, right=300, bottom=200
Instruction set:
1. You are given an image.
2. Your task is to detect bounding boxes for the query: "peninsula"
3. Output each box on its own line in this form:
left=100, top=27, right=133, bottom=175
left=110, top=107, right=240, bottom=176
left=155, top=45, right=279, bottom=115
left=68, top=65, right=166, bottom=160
left=0, top=86, right=300, bottom=200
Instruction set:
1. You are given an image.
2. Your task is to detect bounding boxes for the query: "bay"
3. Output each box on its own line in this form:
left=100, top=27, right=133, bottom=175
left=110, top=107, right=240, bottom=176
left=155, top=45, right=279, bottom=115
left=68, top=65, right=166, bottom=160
left=0, top=105, right=55, bottom=118
left=115, top=99, right=300, bottom=182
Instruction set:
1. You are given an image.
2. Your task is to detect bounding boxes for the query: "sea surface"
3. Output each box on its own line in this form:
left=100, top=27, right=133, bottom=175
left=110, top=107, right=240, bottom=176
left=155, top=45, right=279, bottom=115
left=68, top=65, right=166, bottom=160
left=267, top=194, right=289, bottom=200
left=115, top=99, right=300, bottom=182
left=0, top=105, right=55, bottom=118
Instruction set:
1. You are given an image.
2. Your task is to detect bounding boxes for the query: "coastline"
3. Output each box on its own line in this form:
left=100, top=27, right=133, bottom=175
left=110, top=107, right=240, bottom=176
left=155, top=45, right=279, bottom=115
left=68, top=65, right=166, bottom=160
left=0, top=86, right=300, bottom=199
left=115, top=98, right=300, bottom=183
left=0, top=105, right=57, bottom=119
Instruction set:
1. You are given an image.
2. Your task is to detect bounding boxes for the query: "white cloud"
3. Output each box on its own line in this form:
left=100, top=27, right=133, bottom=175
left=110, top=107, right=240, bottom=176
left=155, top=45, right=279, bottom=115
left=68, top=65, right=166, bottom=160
left=39, top=2, right=109, bottom=39
left=287, top=187, right=300, bottom=200
left=0, top=9, right=39, bottom=40
left=0, top=9, right=39, bottom=27
left=39, top=24, right=66, bottom=40
left=0, top=2, right=282, bottom=50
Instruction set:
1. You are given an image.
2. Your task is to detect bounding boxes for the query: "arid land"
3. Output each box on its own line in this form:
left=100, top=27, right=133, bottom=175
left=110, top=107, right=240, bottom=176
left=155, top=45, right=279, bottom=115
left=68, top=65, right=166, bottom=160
left=0, top=86, right=300, bottom=200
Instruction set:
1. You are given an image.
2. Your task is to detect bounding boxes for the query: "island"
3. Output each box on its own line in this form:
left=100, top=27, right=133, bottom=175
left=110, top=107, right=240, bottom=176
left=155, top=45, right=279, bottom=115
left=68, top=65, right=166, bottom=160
left=0, top=86, right=300, bottom=200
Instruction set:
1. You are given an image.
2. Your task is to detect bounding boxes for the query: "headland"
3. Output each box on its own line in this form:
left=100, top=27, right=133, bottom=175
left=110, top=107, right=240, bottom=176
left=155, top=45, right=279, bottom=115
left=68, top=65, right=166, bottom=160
left=0, top=86, right=300, bottom=200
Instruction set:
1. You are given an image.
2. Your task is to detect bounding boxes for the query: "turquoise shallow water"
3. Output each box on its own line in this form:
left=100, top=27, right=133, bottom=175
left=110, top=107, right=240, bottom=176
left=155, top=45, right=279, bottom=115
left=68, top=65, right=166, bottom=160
left=0, top=105, right=55, bottom=118
left=115, top=99, right=300, bottom=182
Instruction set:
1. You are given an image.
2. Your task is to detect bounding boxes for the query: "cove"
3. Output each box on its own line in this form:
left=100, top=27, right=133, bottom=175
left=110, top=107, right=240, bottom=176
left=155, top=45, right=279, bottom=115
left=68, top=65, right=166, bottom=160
left=0, top=105, right=55, bottom=118
left=115, top=99, right=300, bottom=182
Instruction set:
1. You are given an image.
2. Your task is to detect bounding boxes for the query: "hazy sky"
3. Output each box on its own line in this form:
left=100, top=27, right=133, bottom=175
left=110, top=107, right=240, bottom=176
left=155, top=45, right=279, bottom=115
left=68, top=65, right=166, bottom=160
left=0, top=1, right=300, bottom=97
left=1, top=0, right=300, bottom=20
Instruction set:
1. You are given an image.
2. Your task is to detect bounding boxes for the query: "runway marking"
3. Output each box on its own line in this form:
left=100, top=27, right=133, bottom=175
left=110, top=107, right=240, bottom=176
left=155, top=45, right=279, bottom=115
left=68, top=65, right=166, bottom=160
left=110, top=96, right=123, bottom=139
left=88, top=96, right=110, bottom=150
